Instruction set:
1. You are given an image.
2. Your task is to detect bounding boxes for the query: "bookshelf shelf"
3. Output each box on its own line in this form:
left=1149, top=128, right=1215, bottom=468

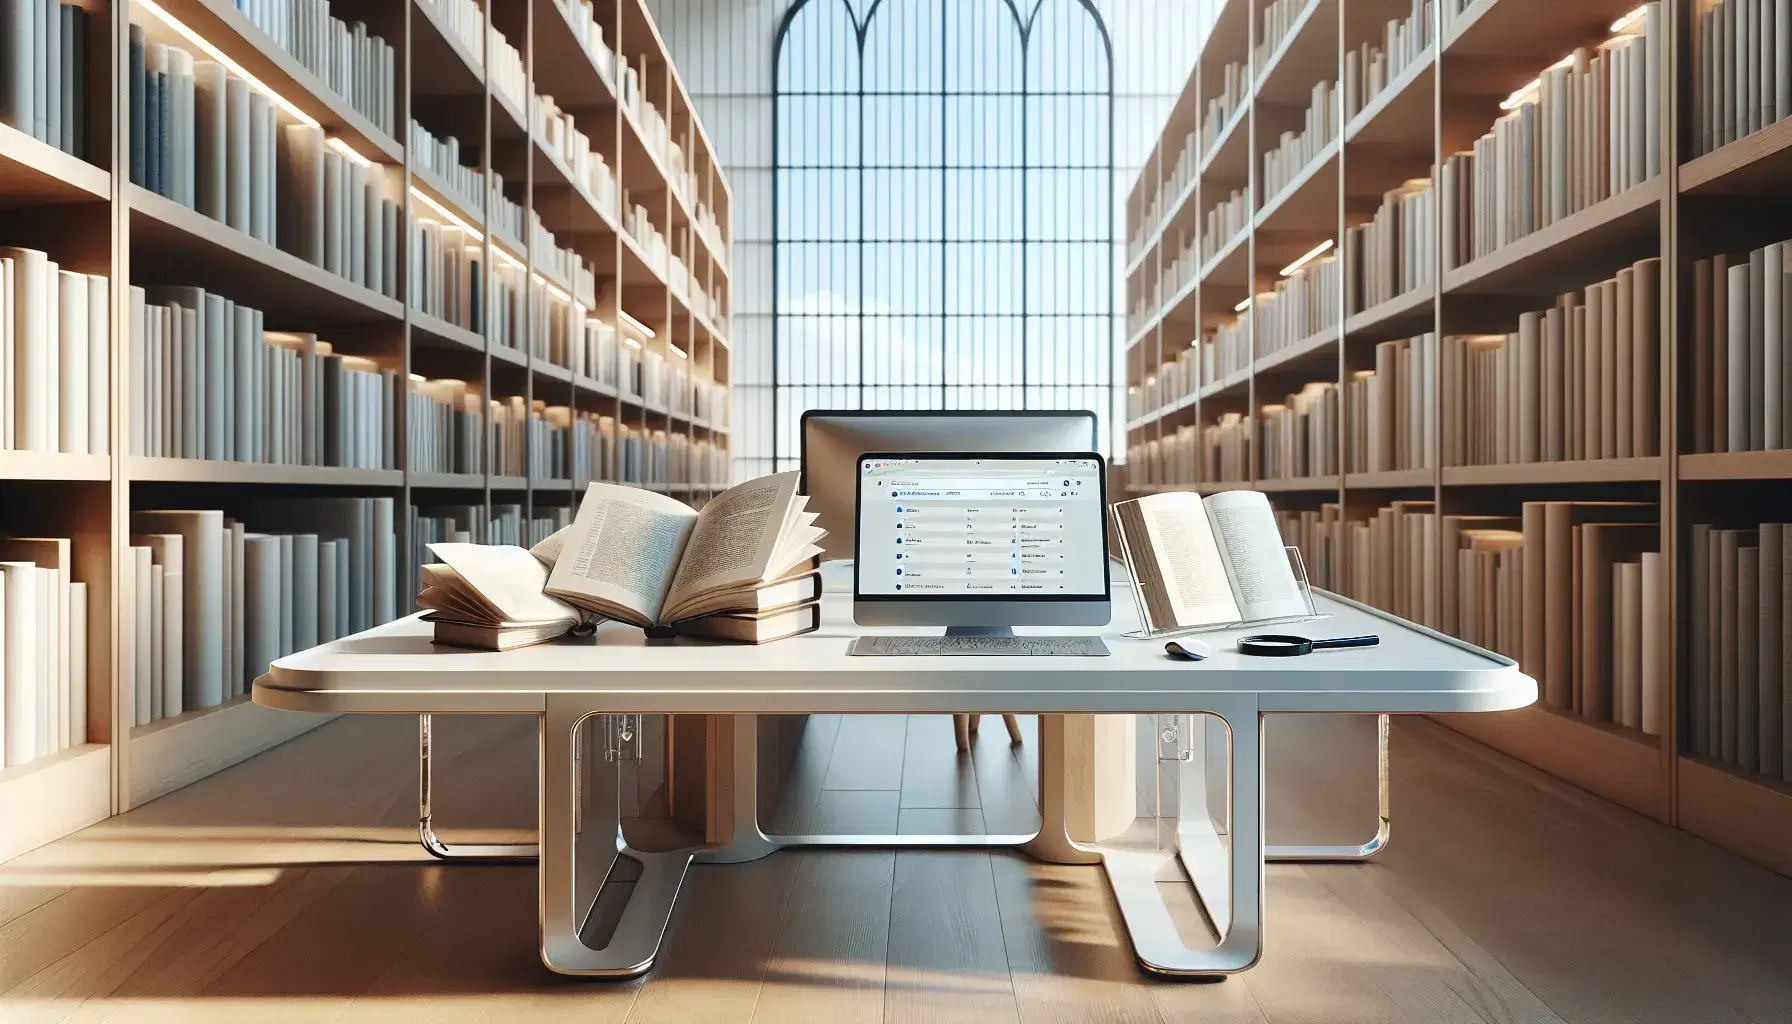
left=1442, top=178, right=1663, bottom=298
left=0, top=451, right=111, bottom=481
left=1126, top=0, right=1792, bottom=874
left=410, top=310, right=485, bottom=355
left=410, top=472, right=488, bottom=490
left=0, top=0, right=732, bottom=862
left=1679, top=117, right=1792, bottom=197
left=127, top=458, right=405, bottom=487
left=1678, top=451, right=1792, bottom=481
left=409, top=0, right=485, bottom=99
left=1442, top=457, right=1664, bottom=487
left=1345, top=287, right=1433, bottom=342
left=150, top=0, right=405, bottom=164
left=1344, top=469, right=1434, bottom=489
left=1343, top=48, right=1435, bottom=149
left=1258, top=474, right=1342, bottom=493
left=1253, top=0, right=1337, bottom=107
left=127, top=186, right=405, bottom=323
left=0, top=123, right=110, bottom=206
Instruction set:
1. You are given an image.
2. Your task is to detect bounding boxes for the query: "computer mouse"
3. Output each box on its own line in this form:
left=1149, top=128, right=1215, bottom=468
left=1164, top=639, right=1210, bottom=661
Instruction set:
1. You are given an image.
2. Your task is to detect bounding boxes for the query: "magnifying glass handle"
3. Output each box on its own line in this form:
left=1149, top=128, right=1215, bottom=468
left=1310, top=634, right=1380, bottom=650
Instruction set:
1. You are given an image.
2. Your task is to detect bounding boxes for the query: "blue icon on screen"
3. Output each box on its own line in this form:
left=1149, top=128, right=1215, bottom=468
left=895, top=584, right=902, bottom=590
left=895, top=553, right=902, bottom=559
left=891, top=491, right=898, bottom=498
left=1062, top=480, right=1070, bottom=486
left=896, top=537, right=903, bottom=544
left=896, top=568, right=903, bottom=575
left=1011, top=568, right=1018, bottom=574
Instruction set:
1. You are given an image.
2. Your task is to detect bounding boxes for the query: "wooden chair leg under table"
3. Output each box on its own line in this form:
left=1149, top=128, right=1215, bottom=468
left=953, top=714, right=1025, bottom=750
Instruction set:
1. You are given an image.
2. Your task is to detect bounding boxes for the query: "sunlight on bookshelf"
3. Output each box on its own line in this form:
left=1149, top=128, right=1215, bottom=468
left=1257, top=242, right=1340, bottom=357
left=1347, top=180, right=1432, bottom=315
left=1256, top=0, right=1314, bottom=69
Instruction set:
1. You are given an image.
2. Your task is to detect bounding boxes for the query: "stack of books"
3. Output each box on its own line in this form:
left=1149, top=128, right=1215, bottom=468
left=407, top=377, right=484, bottom=474
left=424, top=472, right=826, bottom=651
left=1260, top=79, right=1338, bottom=205
left=1256, top=244, right=1341, bottom=355
left=1259, top=381, right=1339, bottom=479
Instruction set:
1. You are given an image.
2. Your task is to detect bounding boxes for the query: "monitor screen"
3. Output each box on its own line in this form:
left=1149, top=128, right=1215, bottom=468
left=855, top=455, right=1108, bottom=599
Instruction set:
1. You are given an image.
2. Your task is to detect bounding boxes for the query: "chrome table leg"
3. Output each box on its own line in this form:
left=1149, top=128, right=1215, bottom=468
left=418, top=713, right=540, bottom=862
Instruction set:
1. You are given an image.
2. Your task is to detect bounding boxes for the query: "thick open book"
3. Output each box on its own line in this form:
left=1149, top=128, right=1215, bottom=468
left=419, top=543, right=584, bottom=651
left=1113, top=490, right=1310, bottom=631
left=541, top=472, right=825, bottom=628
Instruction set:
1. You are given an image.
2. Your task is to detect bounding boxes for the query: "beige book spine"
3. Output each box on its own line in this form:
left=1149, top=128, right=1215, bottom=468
left=1633, top=257, right=1660, bottom=456
left=1641, top=551, right=1664, bottom=737
left=1600, top=279, right=1619, bottom=458
left=1615, top=267, right=1635, bottom=459
left=1693, top=259, right=1712, bottom=453
left=1740, top=542, right=1761, bottom=768
left=1522, top=503, right=1547, bottom=685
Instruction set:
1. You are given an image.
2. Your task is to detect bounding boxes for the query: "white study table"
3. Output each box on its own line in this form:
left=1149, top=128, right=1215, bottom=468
left=255, top=589, right=1534, bottom=978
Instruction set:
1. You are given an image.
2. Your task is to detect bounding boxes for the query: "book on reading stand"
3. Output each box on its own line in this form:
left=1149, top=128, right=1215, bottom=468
left=537, top=470, right=826, bottom=642
left=1113, top=489, right=1310, bottom=632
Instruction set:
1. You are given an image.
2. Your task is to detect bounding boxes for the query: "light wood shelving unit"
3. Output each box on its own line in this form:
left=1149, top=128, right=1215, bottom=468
left=1124, top=0, right=1792, bottom=875
left=0, top=0, right=731, bottom=858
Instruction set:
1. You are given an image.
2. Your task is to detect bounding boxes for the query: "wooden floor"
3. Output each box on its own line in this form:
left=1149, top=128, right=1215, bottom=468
left=2, top=713, right=1791, bottom=1024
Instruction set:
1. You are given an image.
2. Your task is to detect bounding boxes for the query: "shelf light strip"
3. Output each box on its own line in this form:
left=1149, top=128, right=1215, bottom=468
left=1279, top=239, right=1333, bottom=278
left=1234, top=297, right=1252, bottom=313
left=619, top=310, right=657, bottom=338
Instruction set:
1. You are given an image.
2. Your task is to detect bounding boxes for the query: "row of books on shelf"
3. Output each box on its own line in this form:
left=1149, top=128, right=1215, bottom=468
left=1256, top=245, right=1340, bottom=356
left=1155, top=230, right=1197, bottom=311
left=1260, top=381, right=1339, bottom=479
left=529, top=212, right=596, bottom=307
left=1134, top=130, right=1198, bottom=259
left=1445, top=258, right=1659, bottom=466
left=410, top=120, right=500, bottom=220
left=1693, top=0, right=1792, bottom=158
left=1347, top=179, right=1431, bottom=315
left=125, top=500, right=397, bottom=727
left=0, top=249, right=109, bottom=455
left=624, top=200, right=672, bottom=280
left=1689, top=521, right=1792, bottom=782
left=489, top=20, right=525, bottom=115
left=1260, top=79, right=1337, bottom=205
left=1284, top=498, right=1666, bottom=737
left=0, top=0, right=92, bottom=159
left=228, top=0, right=396, bottom=136
left=1689, top=238, right=1792, bottom=454
left=1255, top=0, right=1307, bottom=69
left=129, top=286, right=396, bottom=469
left=1201, top=62, right=1247, bottom=155
left=535, top=93, right=620, bottom=219
left=694, top=201, right=727, bottom=264
left=1200, top=188, right=1248, bottom=266
left=0, top=538, right=89, bottom=770
left=1441, top=7, right=1661, bottom=269
left=1350, top=334, right=1437, bottom=473
left=129, top=28, right=404, bottom=301
left=1342, top=0, right=1433, bottom=123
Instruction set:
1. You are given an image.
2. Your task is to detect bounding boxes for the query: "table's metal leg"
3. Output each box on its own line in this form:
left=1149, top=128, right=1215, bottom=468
left=1265, top=713, right=1390, bottom=862
left=418, top=714, right=540, bottom=862
left=539, top=702, right=697, bottom=977
left=1117, top=703, right=1264, bottom=975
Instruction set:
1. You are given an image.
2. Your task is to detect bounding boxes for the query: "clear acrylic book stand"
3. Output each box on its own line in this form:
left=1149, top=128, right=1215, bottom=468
left=1109, top=499, right=1325, bottom=641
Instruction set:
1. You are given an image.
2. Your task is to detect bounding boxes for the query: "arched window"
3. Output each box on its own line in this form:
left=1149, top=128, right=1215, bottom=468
left=772, top=0, right=1114, bottom=466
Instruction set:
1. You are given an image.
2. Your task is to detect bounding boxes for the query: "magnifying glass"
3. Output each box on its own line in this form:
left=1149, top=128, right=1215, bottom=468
left=1237, top=633, right=1380, bottom=657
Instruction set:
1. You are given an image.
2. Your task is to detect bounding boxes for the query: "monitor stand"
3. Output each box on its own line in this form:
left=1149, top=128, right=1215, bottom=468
left=945, top=626, right=1015, bottom=637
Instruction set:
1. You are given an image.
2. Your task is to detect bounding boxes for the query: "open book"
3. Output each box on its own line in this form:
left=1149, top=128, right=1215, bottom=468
left=419, top=543, right=584, bottom=651
left=541, top=471, right=825, bottom=628
left=1113, top=490, right=1310, bottom=631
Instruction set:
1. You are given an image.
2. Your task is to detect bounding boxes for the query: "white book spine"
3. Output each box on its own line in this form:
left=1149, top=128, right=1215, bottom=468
left=1, top=563, right=36, bottom=765
left=57, top=270, right=87, bottom=454
left=86, top=276, right=107, bottom=455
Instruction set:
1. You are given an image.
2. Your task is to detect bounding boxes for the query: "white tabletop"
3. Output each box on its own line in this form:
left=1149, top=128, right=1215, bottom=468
left=255, top=583, right=1536, bottom=718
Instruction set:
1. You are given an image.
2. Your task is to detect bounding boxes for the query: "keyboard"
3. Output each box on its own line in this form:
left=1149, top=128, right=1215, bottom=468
left=848, top=635, right=1110, bottom=657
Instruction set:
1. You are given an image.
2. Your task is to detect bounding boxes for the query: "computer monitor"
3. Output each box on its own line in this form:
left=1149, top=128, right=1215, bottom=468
left=800, top=410, right=1098, bottom=562
left=853, top=452, right=1111, bottom=631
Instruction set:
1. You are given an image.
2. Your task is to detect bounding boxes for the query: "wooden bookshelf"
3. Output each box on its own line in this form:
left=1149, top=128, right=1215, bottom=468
left=0, top=0, right=731, bottom=862
left=1124, top=0, right=1792, bottom=875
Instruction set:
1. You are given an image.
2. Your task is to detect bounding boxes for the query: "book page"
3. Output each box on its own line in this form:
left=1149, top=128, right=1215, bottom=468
left=1202, top=490, right=1308, bottom=622
left=664, top=471, right=802, bottom=614
left=545, top=483, right=699, bottom=624
left=529, top=524, right=572, bottom=568
left=1126, top=492, right=1241, bottom=629
left=426, top=544, right=580, bottom=625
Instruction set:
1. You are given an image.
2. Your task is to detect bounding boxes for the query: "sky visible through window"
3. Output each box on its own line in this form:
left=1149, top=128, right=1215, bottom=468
left=773, top=0, right=1114, bottom=464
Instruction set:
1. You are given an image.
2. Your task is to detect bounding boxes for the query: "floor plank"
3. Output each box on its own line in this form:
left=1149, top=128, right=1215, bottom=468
left=750, top=851, right=893, bottom=1024
left=885, top=851, right=1019, bottom=1024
